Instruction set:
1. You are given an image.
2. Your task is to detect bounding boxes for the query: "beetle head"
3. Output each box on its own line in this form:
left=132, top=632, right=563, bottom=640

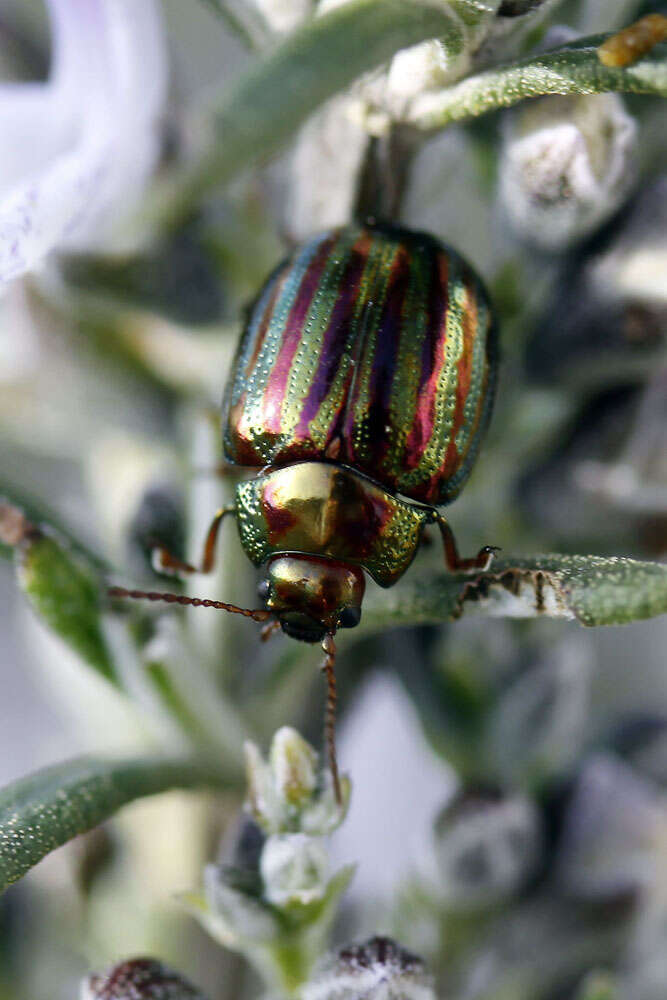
left=260, top=554, right=365, bottom=642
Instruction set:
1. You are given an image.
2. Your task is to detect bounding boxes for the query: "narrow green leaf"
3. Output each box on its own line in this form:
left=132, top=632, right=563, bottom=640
left=0, top=755, right=234, bottom=892
left=19, top=533, right=116, bottom=683
left=363, top=554, right=667, bottom=628
left=0, top=501, right=116, bottom=682
left=411, top=34, right=667, bottom=130
left=149, top=0, right=471, bottom=223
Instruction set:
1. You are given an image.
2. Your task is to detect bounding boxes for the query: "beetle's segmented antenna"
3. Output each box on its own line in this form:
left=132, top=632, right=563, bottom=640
left=321, top=633, right=342, bottom=806
left=108, top=586, right=271, bottom=622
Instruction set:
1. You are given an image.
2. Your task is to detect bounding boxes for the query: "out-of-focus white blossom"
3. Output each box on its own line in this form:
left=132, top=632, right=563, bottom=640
left=556, top=754, right=665, bottom=902
left=261, top=833, right=329, bottom=906
left=498, top=93, right=637, bottom=251
left=590, top=176, right=667, bottom=305
left=430, top=788, right=542, bottom=907
left=487, top=637, right=592, bottom=786
left=0, top=0, right=167, bottom=288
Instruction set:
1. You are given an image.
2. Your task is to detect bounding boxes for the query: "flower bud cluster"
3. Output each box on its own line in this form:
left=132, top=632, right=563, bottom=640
left=188, top=728, right=353, bottom=995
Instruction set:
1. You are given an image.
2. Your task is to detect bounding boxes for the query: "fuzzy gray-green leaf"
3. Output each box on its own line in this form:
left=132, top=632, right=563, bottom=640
left=363, top=554, right=667, bottom=628
left=152, top=0, right=483, bottom=220
left=411, top=34, right=667, bottom=130
left=0, top=756, right=234, bottom=892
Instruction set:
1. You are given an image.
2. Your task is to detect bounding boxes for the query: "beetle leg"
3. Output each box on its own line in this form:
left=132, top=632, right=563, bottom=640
left=151, top=505, right=236, bottom=577
left=260, top=619, right=281, bottom=642
left=435, top=514, right=500, bottom=573
left=321, top=633, right=342, bottom=806
left=108, top=585, right=271, bottom=622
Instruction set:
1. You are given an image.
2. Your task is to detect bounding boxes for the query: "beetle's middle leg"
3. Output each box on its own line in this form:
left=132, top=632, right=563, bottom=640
left=435, top=514, right=499, bottom=573
left=151, top=505, right=236, bottom=577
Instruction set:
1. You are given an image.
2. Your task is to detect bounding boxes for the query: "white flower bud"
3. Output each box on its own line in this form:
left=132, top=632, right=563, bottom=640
left=303, top=937, right=435, bottom=1000
left=81, top=959, right=206, bottom=1000
left=270, top=726, right=318, bottom=808
left=499, top=93, right=638, bottom=250
left=261, top=833, right=329, bottom=906
left=244, top=729, right=348, bottom=835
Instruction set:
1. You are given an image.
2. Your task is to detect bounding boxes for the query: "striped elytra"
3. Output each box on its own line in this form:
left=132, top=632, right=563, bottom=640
left=223, top=223, right=497, bottom=506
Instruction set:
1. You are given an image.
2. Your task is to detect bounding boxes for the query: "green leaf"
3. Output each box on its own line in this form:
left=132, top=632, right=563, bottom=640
left=19, top=533, right=116, bottom=683
left=0, top=755, right=234, bottom=892
left=411, top=34, right=667, bottom=130
left=148, top=0, right=480, bottom=222
left=363, top=554, right=667, bottom=628
left=0, top=501, right=116, bottom=682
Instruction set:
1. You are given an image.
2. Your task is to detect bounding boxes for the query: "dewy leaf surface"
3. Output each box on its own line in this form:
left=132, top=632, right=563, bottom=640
left=363, top=555, right=667, bottom=628
left=411, top=34, right=667, bottom=129
left=0, top=756, right=234, bottom=892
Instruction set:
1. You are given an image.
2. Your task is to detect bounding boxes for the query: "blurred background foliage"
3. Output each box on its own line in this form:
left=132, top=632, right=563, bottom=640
left=0, top=1, right=666, bottom=999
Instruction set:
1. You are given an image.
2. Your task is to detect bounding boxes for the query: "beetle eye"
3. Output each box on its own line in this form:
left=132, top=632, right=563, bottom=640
left=257, top=579, right=271, bottom=602
left=338, top=606, right=361, bottom=629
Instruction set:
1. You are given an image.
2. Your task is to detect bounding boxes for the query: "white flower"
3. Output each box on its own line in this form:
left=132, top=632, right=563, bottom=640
left=0, top=0, right=167, bottom=288
left=261, top=833, right=329, bottom=906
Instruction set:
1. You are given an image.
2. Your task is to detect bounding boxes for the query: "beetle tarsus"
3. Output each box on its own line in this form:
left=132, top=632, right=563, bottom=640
left=436, top=516, right=500, bottom=573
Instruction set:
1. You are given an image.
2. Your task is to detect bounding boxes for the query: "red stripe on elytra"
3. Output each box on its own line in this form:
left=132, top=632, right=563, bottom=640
left=295, top=231, right=372, bottom=444
left=261, top=235, right=338, bottom=436
left=403, top=249, right=450, bottom=473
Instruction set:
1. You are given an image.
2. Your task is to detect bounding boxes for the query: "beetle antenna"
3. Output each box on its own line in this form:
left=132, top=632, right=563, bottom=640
left=108, top=586, right=271, bottom=622
left=321, top=633, right=342, bottom=806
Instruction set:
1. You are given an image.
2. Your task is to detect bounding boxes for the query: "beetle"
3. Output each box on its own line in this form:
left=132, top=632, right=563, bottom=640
left=110, top=223, right=499, bottom=801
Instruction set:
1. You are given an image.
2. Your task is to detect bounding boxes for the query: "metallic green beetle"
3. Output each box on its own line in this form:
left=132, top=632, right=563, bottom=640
left=111, top=223, right=499, bottom=799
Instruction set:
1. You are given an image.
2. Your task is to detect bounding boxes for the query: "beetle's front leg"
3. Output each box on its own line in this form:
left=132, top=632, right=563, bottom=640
left=152, top=505, right=236, bottom=577
left=435, top=514, right=499, bottom=573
